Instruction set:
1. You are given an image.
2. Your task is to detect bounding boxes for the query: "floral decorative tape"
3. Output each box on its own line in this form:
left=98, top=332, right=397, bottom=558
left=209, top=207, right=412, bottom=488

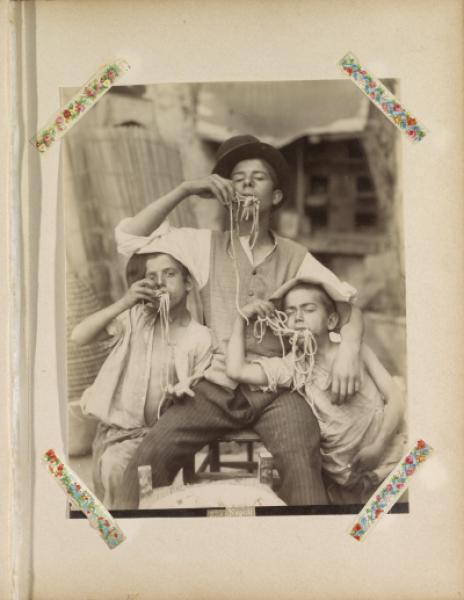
left=42, top=449, right=126, bottom=549
left=32, top=59, right=130, bottom=153
left=349, top=440, right=433, bottom=541
left=339, top=52, right=426, bottom=142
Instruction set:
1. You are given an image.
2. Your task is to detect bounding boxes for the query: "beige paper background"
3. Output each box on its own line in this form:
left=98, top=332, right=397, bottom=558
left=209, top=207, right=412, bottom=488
left=6, top=0, right=464, bottom=598
left=1, top=2, right=12, bottom=600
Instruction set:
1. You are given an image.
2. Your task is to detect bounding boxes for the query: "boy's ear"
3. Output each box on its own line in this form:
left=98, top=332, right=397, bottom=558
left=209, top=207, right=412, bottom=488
left=272, top=189, right=283, bottom=206
left=327, top=311, right=340, bottom=332
left=184, top=274, right=193, bottom=292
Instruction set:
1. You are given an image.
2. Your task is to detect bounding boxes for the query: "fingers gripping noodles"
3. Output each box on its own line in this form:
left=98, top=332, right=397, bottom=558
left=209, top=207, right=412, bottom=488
left=254, top=311, right=318, bottom=391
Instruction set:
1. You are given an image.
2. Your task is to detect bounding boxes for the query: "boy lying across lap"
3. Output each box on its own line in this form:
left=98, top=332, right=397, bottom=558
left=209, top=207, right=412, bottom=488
left=226, top=278, right=407, bottom=503
left=72, top=249, right=212, bottom=508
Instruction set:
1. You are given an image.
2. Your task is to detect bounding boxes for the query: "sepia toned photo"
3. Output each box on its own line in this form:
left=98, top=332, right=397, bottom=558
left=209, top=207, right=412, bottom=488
left=63, top=79, right=408, bottom=515
left=5, top=2, right=462, bottom=598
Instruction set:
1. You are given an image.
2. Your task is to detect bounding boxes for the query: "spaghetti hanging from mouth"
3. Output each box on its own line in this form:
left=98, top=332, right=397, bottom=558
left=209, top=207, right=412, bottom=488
left=254, top=310, right=318, bottom=391
left=228, top=192, right=260, bottom=322
left=156, top=292, right=175, bottom=419
left=234, top=192, right=260, bottom=250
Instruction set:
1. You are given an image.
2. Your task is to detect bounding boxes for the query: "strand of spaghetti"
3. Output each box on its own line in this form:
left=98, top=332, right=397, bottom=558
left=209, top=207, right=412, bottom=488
left=248, top=198, right=260, bottom=249
left=290, top=330, right=318, bottom=389
left=254, top=310, right=294, bottom=341
left=250, top=201, right=260, bottom=249
left=254, top=311, right=318, bottom=389
left=157, top=293, right=175, bottom=419
left=227, top=193, right=261, bottom=322
left=236, top=194, right=260, bottom=250
left=229, top=200, right=249, bottom=323
left=161, top=293, right=171, bottom=391
left=253, top=310, right=289, bottom=358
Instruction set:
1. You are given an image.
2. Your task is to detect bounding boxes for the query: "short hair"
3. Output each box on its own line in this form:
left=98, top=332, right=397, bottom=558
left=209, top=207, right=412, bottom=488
left=283, top=282, right=337, bottom=316
left=125, top=252, right=190, bottom=287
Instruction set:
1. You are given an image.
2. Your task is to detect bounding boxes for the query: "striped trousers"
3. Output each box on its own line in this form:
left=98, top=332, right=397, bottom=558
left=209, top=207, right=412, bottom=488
left=115, top=379, right=328, bottom=509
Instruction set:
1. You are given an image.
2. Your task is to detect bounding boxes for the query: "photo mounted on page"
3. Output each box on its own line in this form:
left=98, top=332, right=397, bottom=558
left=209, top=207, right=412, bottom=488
left=61, top=79, right=408, bottom=517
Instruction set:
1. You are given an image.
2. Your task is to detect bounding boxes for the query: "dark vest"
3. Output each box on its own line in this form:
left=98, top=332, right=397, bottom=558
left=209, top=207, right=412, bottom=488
left=201, top=231, right=307, bottom=359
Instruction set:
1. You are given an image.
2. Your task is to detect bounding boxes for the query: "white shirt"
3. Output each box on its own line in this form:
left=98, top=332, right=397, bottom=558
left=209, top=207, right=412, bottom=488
left=115, top=219, right=357, bottom=302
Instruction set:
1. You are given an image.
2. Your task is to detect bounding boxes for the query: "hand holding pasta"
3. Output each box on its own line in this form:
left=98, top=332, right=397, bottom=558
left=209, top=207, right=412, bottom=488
left=71, top=279, right=159, bottom=346
left=181, top=174, right=235, bottom=207
left=240, top=299, right=275, bottom=320
left=120, top=279, right=158, bottom=310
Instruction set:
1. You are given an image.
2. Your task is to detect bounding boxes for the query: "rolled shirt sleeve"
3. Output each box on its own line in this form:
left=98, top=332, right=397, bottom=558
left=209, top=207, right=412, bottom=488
left=101, top=312, right=127, bottom=349
left=115, top=218, right=211, bottom=290
left=252, top=356, right=293, bottom=393
left=115, top=219, right=171, bottom=257
left=296, top=253, right=357, bottom=303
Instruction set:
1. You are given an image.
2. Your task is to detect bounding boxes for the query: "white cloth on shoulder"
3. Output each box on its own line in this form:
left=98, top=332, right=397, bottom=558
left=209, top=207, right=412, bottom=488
left=115, top=219, right=357, bottom=302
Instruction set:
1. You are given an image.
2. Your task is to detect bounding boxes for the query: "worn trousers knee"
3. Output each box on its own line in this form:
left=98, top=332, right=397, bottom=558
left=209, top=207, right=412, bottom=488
left=254, top=390, right=328, bottom=505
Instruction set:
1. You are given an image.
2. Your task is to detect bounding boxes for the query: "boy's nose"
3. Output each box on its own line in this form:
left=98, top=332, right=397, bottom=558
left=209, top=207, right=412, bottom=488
left=243, top=176, right=254, bottom=189
left=295, top=308, right=304, bottom=321
left=153, top=274, right=165, bottom=288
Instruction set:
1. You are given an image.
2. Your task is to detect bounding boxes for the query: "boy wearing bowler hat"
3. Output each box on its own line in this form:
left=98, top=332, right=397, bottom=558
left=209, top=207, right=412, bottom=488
left=114, top=135, right=364, bottom=509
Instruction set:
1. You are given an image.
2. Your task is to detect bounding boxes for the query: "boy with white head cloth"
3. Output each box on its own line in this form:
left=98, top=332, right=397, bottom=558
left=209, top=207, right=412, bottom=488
left=73, top=247, right=212, bottom=508
left=226, top=277, right=407, bottom=503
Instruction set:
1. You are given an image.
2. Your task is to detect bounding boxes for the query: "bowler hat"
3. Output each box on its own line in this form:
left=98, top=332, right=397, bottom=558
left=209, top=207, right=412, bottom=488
left=212, top=135, right=292, bottom=206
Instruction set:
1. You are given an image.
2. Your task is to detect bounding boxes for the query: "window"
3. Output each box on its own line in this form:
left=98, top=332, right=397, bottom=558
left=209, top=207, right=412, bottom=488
left=356, top=175, right=374, bottom=193
left=306, top=175, right=329, bottom=228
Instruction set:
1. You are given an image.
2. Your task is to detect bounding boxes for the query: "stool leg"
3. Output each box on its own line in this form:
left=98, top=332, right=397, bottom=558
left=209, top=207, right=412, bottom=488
left=182, top=454, right=196, bottom=484
left=246, top=442, right=254, bottom=473
left=210, top=442, right=220, bottom=472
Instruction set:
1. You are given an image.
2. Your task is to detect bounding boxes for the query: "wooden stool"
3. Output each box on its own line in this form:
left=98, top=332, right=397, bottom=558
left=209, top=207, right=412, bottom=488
left=183, top=430, right=262, bottom=484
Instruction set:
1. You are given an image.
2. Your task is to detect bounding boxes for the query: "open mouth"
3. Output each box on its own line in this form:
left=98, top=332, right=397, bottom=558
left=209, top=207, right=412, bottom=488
left=293, top=327, right=316, bottom=340
left=234, top=192, right=258, bottom=204
left=153, top=289, right=168, bottom=298
left=147, top=290, right=169, bottom=308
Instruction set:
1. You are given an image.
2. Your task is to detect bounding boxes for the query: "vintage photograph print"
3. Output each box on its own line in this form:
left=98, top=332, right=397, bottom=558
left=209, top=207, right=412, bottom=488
left=63, top=79, right=408, bottom=516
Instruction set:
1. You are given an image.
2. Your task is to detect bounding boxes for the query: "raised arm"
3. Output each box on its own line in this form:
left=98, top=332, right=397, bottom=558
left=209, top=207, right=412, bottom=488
left=71, top=279, right=156, bottom=346
left=351, top=344, right=406, bottom=475
left=226, top=300, right=273, bottom=386
left=122, top=176, right=235, bottom=236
